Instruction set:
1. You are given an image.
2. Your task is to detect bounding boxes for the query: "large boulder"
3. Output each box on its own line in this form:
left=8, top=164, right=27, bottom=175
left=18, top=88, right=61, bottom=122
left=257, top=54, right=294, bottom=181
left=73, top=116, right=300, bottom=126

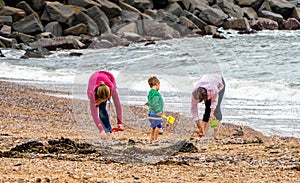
left=45, top=21, right=63, bottom=37
left=179, top=16, right=200, bottom=30
left=181, top=0, right=209, bottom=12
left=282, top=17, right=300, bottom=29
left=143, top=19, right=180, bottom=39
left=88, top=38, right=114, bottom=48
left=44, top=1, right=76, bottom=26
left=216, top=0, right=244, bottom=18
left=155, top=9, right=179, bottom=24
left=242, top=7, right=258, bottom=20
left=0, top=6, right=26, bottom=22
left=183, top=10, right=207, bottom=30
left=86, top=6, right=111, bottom=34
left=0, top=25, right=11, bottom=35
left=223, top=17, right=251, bottom=30
left=120, top=31, right=145, bottom=42
left=25, top=0, right=46, bottom=13
left=72, top=12, right=100, bottom=36
left=196, top=6, right=228, bottom=27
left=88, top=33, right=130, bottom=48
left=155, top=9, right=188, bottom=35
left=29, top=37, right=86, bottom=50
left=4, top=0, right=46, bottom=13
left=94, top=0, right=122, bottom=18
left=237, top=0, right=265, bottom=11
left=204, top=25, right=218, bottom=35
left=0, top=15, right=13, bottom=26
left=124, top=0, right=153, bottom=12
left=291, top=7, right=300, bottom=20
left=16, top=1, right=39, bottom=18
left=113, top=22, right=139, bottom=35
left=121, top=10, right=141, bottom=22
left=269, top=0, right=296, bottom=19
left=67, top=0, right=102, bottom=9
left=258, top=10, right=284, bottom=22
left=119, top=0, right=141, bottom=13
left=12, top=14, right=44, bottom=34
left=250, top=17, right=279, bottom=30
left=11, top=32, right=35, bottom=43
left=165, top=2, right=183, bottom=17
left=64, top=23, right=88, bottom=36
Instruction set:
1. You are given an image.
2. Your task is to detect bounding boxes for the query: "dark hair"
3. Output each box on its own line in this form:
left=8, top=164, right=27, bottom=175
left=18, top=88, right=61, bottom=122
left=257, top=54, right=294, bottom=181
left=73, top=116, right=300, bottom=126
left=192, top=87, right=207, bottom=102
left=148, top=76, right=160, bottom=87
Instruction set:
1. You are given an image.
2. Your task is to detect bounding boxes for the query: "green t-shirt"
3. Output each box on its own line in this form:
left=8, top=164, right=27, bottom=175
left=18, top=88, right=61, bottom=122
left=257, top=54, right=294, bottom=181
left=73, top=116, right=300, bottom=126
left=147, top=89, right=164, bottom=113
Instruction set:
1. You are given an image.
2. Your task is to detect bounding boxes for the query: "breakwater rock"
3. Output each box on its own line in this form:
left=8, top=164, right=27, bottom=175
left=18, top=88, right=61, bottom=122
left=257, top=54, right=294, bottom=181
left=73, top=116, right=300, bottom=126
left=0, top=0, right=299, bottom=56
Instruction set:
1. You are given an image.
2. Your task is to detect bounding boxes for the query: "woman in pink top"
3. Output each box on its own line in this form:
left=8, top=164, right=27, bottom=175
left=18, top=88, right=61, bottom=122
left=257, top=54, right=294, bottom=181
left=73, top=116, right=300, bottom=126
left=191, top=74, right=225, bottom=139
left=87, top=71, right=123, bottom=140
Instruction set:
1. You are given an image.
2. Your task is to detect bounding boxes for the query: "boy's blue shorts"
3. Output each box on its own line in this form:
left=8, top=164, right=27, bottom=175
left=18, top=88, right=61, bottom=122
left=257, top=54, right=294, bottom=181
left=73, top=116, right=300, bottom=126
left=148, top=111, right=162, bottom=129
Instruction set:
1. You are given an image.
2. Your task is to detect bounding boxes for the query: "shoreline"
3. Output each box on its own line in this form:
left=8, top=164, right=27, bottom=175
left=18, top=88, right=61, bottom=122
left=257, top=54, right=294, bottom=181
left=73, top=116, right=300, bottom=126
left=0, top=80, right=300, bottom=182
left=2, top=76, right=299, bottom=139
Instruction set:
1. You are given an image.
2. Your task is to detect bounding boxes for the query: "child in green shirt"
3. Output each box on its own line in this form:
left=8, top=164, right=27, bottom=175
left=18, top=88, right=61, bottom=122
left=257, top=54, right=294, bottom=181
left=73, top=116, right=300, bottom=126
left=147, top=76, right=164, bottom=143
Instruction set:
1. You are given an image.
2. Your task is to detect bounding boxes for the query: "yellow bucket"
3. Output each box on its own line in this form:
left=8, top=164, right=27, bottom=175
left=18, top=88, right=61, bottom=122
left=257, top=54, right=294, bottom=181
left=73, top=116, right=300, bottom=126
left=162, top=115, right=175, bottom=125
left=209, top=119, right=219, bottom=128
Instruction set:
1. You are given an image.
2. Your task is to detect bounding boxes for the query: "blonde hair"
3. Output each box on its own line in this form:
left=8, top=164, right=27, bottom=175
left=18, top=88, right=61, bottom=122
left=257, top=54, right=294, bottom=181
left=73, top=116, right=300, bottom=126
left=96, top=81, right=110, bottom=101
left=148, top=76, right=160, bottom=87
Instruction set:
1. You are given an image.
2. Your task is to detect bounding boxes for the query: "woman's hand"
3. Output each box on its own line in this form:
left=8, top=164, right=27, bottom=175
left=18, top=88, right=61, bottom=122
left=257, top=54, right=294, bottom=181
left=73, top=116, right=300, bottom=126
left=100, top=130, right=107, bottom=140
left=210, top=109, right=216, bottom=120
left=118, top=124, right=124, bottom=130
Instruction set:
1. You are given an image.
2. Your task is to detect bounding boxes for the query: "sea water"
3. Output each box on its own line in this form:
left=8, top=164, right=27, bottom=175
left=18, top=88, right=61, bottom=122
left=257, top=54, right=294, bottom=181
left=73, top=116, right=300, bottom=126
left=0, top=30, right=299, bottom=138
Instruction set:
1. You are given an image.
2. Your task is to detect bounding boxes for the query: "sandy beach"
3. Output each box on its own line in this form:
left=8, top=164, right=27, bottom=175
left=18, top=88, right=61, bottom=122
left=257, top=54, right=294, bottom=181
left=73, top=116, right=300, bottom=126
left=0, top=81, right=299, bottom=183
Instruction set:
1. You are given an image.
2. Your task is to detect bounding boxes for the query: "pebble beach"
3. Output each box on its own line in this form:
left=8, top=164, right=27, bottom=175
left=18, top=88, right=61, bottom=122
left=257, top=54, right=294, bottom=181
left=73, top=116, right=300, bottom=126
left=0, top=80, right=299, bottom=183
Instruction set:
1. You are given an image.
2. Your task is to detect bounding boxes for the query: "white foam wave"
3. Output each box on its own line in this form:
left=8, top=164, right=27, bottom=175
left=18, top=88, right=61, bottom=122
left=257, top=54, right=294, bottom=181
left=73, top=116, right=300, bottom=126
left=0, top=62, right=75, bottom=83
left=225, top=77, right=300, bottom=102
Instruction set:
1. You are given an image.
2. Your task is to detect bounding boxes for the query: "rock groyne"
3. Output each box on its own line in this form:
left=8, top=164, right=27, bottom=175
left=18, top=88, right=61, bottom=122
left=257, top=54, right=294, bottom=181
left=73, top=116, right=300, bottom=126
left=0, top=0, right=299, bottom=57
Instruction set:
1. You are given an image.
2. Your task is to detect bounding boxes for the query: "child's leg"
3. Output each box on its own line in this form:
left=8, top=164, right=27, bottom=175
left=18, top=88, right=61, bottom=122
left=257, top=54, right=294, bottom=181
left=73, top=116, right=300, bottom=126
left=150, top=128, right=155, bottom=142
left=153, top=127, right=160, bottom=140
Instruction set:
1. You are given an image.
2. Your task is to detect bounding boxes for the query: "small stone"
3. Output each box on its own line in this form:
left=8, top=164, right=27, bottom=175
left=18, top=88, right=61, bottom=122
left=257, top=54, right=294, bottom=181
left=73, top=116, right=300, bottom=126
left=128, top=139, right=135, bottom=145
left=14, top=162, right=22, bottom=166
left=133, top=175, right=139, bottom=180
left=44, top=177, right=50, bottom=182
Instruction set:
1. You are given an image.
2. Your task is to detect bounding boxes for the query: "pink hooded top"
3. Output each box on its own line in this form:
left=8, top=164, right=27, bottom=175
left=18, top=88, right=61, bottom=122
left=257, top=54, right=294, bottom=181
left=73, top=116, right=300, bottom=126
left=191, top=74, right=224, bottom=121
left=87, top=71, right=122, bottom=131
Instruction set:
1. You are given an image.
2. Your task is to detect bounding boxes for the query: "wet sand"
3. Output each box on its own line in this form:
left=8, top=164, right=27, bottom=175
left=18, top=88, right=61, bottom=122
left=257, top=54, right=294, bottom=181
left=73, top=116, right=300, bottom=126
left=0, top=81, right=299, bottom=182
